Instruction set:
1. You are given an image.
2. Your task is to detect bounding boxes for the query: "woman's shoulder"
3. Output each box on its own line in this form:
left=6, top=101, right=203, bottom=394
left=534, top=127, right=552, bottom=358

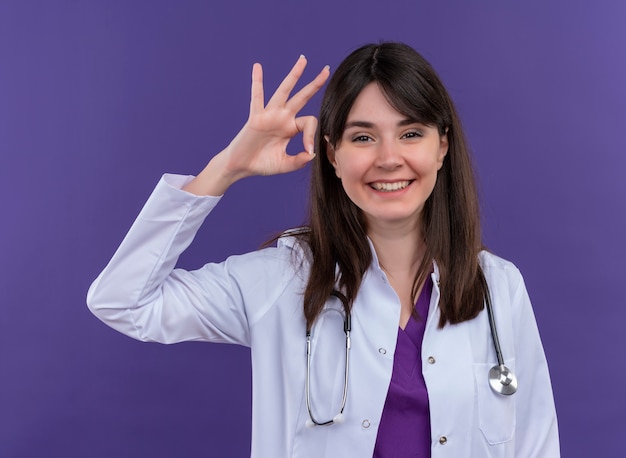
left=222, top=229, right=311, bottom=277
left=479, top=250, right=525, bottom=286
left=479, top=250, right=520, bottom=271
left=275, top=228, right=312, bottom=263
left=478, top=251, right=534, bottom=314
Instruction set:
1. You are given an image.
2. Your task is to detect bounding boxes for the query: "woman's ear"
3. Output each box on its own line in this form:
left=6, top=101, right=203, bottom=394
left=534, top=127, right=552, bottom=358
left=437, top=129, right=449, bottom=169
left=325, top=135, right=339, bottom=172
left=324, top=135, right=342, bottom=179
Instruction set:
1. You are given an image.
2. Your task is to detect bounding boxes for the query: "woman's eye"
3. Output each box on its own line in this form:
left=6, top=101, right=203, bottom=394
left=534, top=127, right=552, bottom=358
left=352, top=135, right=372, bottom=142
left=402, top=131, right=423, bottom=139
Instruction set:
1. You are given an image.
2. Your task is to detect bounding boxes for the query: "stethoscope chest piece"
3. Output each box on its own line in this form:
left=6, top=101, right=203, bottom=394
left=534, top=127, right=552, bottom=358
left=488, top=364, right=518, bottom=395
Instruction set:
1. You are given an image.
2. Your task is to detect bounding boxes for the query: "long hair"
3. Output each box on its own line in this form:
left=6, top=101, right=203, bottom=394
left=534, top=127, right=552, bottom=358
left=297, top=42, right=486, bottom=331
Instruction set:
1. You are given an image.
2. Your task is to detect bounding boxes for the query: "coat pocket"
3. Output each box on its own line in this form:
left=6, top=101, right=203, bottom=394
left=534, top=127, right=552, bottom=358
left=472, top=360, right=516, bottom=445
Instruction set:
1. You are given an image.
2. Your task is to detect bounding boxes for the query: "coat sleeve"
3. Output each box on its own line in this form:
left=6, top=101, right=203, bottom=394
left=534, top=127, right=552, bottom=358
left=86, top=174, right=295, bottom=347
left=508, top=269, right=561, bottom=456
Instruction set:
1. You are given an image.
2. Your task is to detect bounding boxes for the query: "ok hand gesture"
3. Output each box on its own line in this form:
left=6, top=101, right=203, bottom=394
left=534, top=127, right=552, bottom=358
left=185, top=56, right=330, bottom=196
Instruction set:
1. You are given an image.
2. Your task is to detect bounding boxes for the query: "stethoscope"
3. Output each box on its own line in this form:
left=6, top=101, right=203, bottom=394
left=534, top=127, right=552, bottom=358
left=304, top=281, right=518, bottom=427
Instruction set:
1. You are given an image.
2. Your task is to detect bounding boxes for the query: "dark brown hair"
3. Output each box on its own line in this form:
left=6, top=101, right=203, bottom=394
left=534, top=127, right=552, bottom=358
left=298, top=42, right=486, bottom=331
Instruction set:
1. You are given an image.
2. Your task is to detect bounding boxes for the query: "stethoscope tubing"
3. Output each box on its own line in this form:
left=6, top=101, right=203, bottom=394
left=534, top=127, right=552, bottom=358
left=484, top=286, right=505, bottom=367
left=305, top=291, right=351, bottom=427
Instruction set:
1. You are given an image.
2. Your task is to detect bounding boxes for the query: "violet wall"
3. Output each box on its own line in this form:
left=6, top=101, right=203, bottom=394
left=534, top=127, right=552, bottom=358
left=1, top=1, right=624, bottom=456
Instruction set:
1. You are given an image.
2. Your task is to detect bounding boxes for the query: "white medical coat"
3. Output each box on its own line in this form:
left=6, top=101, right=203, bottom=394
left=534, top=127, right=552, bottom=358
left=88, top=174, right=560, bottom=457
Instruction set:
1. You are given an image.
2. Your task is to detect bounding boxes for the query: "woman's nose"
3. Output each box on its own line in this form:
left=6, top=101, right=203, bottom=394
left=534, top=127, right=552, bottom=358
left=374, top=139, right=403, bottom=169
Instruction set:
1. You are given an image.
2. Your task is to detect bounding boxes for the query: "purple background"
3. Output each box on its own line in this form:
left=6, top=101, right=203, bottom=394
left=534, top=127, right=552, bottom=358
left=1, top=1, right=624, bottom=456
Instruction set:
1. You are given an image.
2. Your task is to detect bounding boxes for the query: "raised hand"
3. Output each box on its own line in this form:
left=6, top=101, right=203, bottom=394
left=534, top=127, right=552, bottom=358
left=184, top=55, right=330, bottom=196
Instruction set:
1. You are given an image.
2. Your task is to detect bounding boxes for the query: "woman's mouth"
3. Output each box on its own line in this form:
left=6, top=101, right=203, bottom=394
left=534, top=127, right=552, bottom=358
left=370, top=180, right=412, bottom=192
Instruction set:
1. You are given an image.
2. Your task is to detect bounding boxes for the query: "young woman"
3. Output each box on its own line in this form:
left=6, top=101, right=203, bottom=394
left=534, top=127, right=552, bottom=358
left=88, top=42, right=559, bottom=457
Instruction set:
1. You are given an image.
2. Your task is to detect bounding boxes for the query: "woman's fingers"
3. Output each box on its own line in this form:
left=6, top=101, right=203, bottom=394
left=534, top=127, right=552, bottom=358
left=275, top=116, right=318, bottom=174
left=249, top=63, right=264, bottom=115
left=286, top=65, right=330, bottom=113
left=238, top=57, right=328, bottom=177
left=255, top=55, right=329, bottom=118
left=266, top=55, right=308, bottom=108
left=296, top=115, right=319, bottom=155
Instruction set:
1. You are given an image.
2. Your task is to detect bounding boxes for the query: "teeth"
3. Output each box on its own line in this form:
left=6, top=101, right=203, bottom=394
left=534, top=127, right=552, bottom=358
left=371, top=181, right=411, bottom=192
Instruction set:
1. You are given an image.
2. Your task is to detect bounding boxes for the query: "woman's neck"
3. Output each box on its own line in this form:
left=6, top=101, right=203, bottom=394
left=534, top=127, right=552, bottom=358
left=367, top=219, right=424, bottom=279
left=367, top=219, right=426, bottom=329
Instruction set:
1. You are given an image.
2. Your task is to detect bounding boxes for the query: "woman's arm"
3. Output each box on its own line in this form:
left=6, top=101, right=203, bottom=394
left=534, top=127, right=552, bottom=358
left=87, top=57, right=329, bottom=343
left=87, top=174, right=231, bottom=343
left=87, top=174, right=301, bottom=345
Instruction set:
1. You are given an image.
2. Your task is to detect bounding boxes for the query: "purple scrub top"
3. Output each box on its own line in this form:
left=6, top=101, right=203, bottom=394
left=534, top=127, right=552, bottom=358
left=373, top=275, right=433, bottom=457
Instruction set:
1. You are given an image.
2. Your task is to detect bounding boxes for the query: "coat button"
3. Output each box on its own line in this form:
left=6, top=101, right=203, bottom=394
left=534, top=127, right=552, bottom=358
left=362, top=420, right=371, bottom=428
left=378, top=348, right=387, bottom=355
left=428, top=356, right=436, bottom=364
left=439, top=436, right=447, bottom=445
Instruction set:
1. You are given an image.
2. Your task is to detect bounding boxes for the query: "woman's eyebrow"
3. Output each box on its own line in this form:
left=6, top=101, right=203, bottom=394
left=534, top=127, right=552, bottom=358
left=344, top=120, right=374, bottom=129
left=398, top=118, right=421, bottom=126
left=344, top=119, right=420, bottom=130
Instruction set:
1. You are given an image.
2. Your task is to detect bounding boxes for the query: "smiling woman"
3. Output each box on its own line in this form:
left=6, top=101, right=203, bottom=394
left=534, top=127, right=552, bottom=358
left=87, top=42, right=559, bottom=457
left=326, top=82, right=449, bottom=329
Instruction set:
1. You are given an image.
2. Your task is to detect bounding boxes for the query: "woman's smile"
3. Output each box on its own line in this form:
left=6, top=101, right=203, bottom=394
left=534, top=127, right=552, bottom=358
left=369, top=180, right=413, bottom=192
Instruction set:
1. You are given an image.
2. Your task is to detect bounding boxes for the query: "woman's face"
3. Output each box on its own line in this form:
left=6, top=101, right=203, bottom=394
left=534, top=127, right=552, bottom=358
left=327, top=83, right=448, bottom=231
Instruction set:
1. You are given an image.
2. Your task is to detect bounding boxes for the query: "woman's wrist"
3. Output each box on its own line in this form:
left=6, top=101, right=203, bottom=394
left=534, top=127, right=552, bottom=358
left=182, top=152, right=243, bottom=197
